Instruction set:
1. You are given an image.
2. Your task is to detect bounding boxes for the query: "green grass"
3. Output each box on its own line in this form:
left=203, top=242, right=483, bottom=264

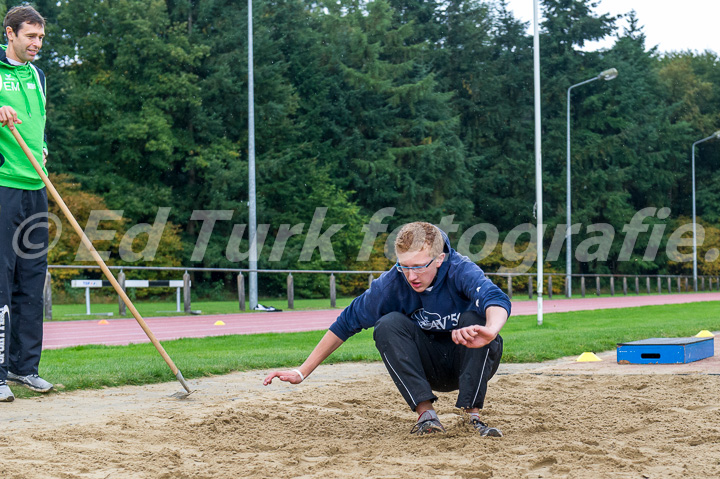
left=48, top=297, right=355, bottom=320
left=11, top=301, right=720, bottom=399
left=500, top=302, right=720, bottom=362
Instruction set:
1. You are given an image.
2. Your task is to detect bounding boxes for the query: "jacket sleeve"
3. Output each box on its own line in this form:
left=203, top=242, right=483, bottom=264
left=453, top=262, right=512, bottom=318
left=328, top=271, right=399, bottom=341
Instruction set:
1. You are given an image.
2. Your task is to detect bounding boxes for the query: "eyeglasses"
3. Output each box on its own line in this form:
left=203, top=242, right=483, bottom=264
left=395, top=256, right=437, bottom=274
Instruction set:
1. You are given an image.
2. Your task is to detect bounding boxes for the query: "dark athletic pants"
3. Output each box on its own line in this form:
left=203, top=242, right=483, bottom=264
left=373, top=311, right=503, bottom=412
left=0, top=186, right=49, bottom=382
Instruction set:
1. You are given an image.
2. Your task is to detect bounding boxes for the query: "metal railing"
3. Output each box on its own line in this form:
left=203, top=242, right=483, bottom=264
left=43, top=265, right=717, bottom=320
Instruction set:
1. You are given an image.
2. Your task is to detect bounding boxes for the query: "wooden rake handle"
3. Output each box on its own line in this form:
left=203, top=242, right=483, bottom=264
left=11, top=127, right=190, bottom=391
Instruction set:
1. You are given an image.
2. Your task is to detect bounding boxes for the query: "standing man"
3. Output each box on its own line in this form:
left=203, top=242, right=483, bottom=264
left=264, top=222, right=511, bottom=436
left=0, top=5, right=52, bottom=402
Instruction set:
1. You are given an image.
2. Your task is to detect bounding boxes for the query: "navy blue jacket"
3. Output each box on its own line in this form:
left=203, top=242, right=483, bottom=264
left=329, top=235, right=512, bottom=341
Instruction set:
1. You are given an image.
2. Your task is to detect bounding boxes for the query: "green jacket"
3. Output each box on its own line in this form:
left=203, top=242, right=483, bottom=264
left=0, top=44, right=47, bottom=191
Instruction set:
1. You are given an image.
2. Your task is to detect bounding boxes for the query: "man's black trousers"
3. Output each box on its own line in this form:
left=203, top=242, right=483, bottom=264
left=0, top=186, right=49, bottom=381
left=373, top=311, right=503, bottom=412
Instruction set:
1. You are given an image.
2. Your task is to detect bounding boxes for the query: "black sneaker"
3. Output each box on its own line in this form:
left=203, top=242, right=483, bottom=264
left=0, top=381, right=14, bottom=402
left=410, top=410, right=446, bottom=435
left=6, top=372, right=53, bottom=393
left=469, top=417, right=503, bottom=437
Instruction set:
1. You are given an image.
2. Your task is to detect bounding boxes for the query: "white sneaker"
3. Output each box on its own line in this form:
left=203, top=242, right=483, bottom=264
left=6, top=372, right=53, bottom=393
left=0, top=381, right=14, bottom=402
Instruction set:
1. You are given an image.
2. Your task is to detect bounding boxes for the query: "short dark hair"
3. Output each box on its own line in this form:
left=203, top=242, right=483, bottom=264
left=3, top=5, right=45, bottom=37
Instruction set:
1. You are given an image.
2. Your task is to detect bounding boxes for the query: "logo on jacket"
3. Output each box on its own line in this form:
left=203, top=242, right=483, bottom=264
left=411, top=308, right=459, bottom=330
left=2, top=80, right=19, bottom=92
left=0, top=305, right=8, bottom=365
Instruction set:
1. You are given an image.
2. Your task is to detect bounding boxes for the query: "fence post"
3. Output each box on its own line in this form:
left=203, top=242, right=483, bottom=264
left=709, top=277, right=713, bottom=291
left=369, top=274, right=374, bottom=289
left=657, top=277, right=661, bottom=294
left=667, top=277, right=672, bottom=294
left=507, top=276, right=513, bottom=299
left=547, top=276, right=552, bottom=299
left=330, top=274, right=337, bottom=308
left=646, top=277, right=650, bottom=295
left=685, top=277, right=689, bottom=292
left=701, top=276, right=705, bottom=291
left=676, top=277, right=681, bottom=293
left=565, top=275, right=570, bottom=298
left=118, top=270, right=127, bottom=316
left=287, top=274, right=294, bottom=310
left=43, top=270, right=52, bottom=321
left=183, top=271, right=191, bottom=313
left=610, top=277, right=615, bottom=296
left=581, top=276, right=586, bottom=297
left=622, top=277, right=627, bottom=296
left=528, top=275, right=533, bottom=299
left=635, top=276, right=639, bottom=295
left=237, top=273, right=245, bottom=311
left=596, top=277, right=601, bottom=296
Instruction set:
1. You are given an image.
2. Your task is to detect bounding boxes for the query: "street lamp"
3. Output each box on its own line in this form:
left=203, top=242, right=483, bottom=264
left=691, top=130, right=720, bottom=291
left=566, top=68, right=618, bottom=297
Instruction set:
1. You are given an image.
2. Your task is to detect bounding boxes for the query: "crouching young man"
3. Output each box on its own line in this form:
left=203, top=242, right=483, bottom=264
left=263, top=222, right=511, bottom=436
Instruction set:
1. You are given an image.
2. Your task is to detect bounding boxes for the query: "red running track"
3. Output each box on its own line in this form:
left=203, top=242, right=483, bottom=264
left=43, top=292, right=720, bottom=349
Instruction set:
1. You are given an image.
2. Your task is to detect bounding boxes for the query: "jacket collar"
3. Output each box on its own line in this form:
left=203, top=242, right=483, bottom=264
left=0, top=44, right=9, bottom=65
left=0, top=45, right=24, bottom=67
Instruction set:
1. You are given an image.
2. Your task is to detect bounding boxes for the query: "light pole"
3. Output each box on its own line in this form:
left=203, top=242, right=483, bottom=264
left=248, top=0, right=258, bottom=310
left=566, top=68, right=618, bottom=297
left=533, top=0, right=543, bottom=325
left=691, top=130, right=720, bottom=291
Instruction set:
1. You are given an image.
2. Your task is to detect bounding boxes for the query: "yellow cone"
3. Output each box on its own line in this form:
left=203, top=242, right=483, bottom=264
left=98, top=320, right=110, bottom=325
left=576, top=352, right=602, bottom=362
left=214, top=320, right=226, bottom=326
left=696, top=330, right=714, bottom=338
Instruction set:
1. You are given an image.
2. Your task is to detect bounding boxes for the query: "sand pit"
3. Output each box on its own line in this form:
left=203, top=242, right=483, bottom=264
left=1, top=357, right=720, bottom=478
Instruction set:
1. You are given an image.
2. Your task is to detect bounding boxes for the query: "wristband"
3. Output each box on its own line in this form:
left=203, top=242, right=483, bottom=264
left=292, top=369, right=305, bottom=382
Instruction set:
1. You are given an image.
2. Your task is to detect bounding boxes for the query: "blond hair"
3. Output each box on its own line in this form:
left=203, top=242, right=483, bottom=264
left=394, top=222, right=444, bottom=257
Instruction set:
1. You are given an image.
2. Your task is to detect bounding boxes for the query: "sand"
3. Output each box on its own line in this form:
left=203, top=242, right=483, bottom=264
left=1, top=357, right=719, bottom=478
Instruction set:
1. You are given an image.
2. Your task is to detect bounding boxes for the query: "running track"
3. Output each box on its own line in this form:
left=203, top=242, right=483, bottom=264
left=43, top=292, right=720, bottom=349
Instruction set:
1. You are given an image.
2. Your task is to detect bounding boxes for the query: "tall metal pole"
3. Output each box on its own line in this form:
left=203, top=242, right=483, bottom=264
left=248, top=0, right=258, bottom=310
left=565, top=69, right=617, bottom=298
left=533, top=0, right=543, bottom=326
left=691, top=131, right=720, bottom=291
left=692, top=139, right=697, bottom=291
left=566, top=77, right=599, bottom=298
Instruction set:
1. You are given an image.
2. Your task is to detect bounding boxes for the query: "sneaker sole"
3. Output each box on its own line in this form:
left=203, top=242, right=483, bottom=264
left=6, top=379, right=53, bottom=393
left=416, top=424, right=446, bottom=435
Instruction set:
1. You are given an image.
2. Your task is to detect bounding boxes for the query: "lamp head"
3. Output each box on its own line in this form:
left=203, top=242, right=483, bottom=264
left=598, top=68, right=618, bottom=81
left=714, top=130, right=720, bottom=138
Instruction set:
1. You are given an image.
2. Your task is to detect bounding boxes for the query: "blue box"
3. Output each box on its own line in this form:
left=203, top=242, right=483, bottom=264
left=616, top=337, right=714, bottom=364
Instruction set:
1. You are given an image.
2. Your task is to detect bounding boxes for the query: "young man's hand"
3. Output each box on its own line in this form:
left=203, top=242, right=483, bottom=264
left=263, top=369, right=304, bottom=386
left=0, top=106, right=21, bottom=129
left=451, top=325, right=497, bottom=349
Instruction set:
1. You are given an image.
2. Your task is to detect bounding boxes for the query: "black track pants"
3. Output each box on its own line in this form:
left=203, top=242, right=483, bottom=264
left=373, top=311, right=503, bottom=412
left=0, top=186, right=49, bottom=381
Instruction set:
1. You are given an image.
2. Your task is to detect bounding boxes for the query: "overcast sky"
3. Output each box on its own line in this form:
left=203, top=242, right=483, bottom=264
left=503, top=0, right=718, bottom=54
